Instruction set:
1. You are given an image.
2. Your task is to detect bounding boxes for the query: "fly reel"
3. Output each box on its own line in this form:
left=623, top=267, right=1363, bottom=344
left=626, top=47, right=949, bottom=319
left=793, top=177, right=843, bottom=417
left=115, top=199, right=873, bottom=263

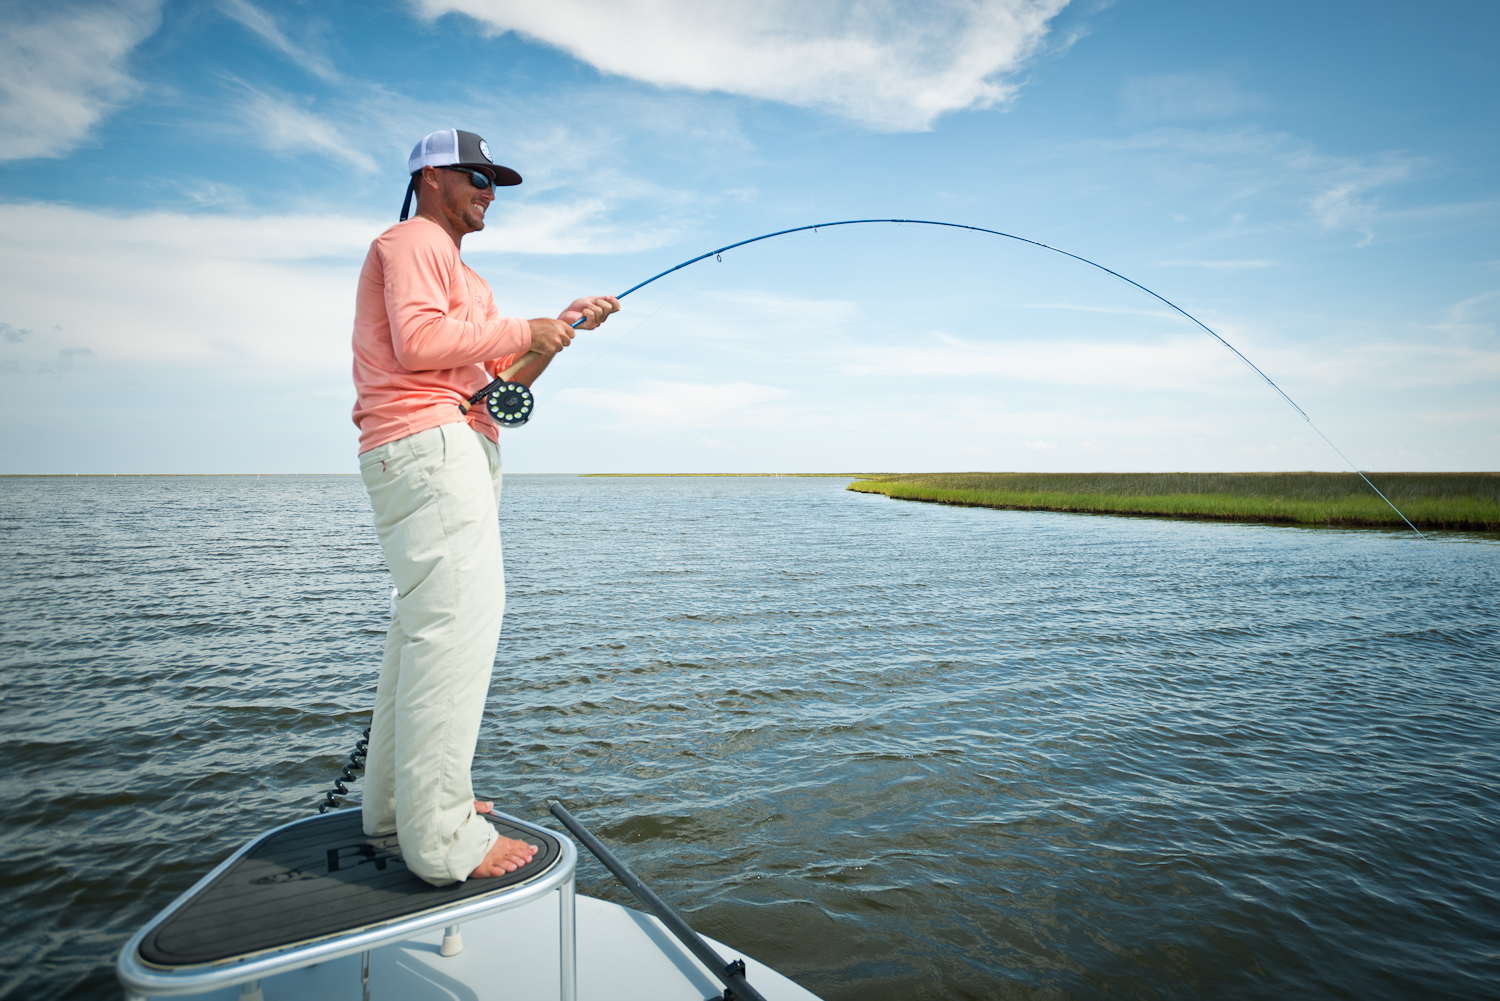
left=460, top=350, right=543, bottom=428
left=484, top=381, right=534, bottom=427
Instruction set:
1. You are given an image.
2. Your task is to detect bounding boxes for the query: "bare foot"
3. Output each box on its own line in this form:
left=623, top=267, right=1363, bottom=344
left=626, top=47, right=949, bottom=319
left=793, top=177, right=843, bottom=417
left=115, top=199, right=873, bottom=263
left=470, top=834, right=538, bottom=878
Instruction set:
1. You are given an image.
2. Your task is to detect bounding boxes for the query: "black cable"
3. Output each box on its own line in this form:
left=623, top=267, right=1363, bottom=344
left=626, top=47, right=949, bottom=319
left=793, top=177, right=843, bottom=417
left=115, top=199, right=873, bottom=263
left=317, top=727, right=370, bottom=814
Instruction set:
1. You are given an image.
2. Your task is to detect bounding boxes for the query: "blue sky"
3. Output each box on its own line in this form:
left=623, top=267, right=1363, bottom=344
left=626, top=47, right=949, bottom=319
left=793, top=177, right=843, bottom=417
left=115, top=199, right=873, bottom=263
left=1, top=0, right=1496, bottom=474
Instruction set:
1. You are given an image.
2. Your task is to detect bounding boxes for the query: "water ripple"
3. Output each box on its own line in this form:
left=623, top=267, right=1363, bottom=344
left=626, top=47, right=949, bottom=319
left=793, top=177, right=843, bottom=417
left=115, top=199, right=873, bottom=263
left=0, top=475, right=1496, bottom=1000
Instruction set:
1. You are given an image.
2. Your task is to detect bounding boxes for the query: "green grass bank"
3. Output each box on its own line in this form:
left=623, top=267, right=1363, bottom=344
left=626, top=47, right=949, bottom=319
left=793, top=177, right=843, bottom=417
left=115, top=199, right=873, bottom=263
left=847, top=472, right=1500, bottom=531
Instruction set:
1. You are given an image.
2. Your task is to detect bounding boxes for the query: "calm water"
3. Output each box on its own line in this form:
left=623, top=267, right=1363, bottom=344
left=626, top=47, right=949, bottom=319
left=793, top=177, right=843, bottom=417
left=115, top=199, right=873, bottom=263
left=1, top=474, right=1497, bottom=1001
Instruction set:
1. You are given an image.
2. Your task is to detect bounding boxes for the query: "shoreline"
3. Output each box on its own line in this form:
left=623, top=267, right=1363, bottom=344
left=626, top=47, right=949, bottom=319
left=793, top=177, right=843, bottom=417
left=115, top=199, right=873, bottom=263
left=847, top=472, right=1500, bottom=532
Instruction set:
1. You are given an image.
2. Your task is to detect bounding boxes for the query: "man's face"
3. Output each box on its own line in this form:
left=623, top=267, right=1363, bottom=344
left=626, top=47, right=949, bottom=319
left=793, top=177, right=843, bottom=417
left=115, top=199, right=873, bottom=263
left=433, top=167, right=495, bottom=235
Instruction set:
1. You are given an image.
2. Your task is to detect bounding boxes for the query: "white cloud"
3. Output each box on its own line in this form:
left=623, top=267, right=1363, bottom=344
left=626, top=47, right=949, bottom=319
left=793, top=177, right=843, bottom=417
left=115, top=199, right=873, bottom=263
left=713, top=291, right=858, bottom=329
left=204, top=79, right=705, bottom=246
left=38, top=346, right=97, bottom=378
left=170, top=178, right=249, bottom=209
left=838, top=332, right=1244, bottom=391
left=1442, top=289, right=1500, bottom=326
left=832, top=325, right=1500, bottom=398
left=559, top=379, right=791, bottom=424
left=235, top=85, right=378, bottom=171
left=1091, top=128, right=1427, bottom=244
left=1120, top=73, right=1269, bottom=123
left=0, top=203, right=376, bottom=370
left=1307, top=159, right=1415, bottom=244
left=0, top=0, right=162, bottom=161
left=412, top=0, right=1071, bottom=131
left=220, top=0, right=341, bottom=81
left=1159, top=259, right=1277, bottom=272
left=1021, top=302, right=1178, bottom=320
left=0, top=201, right=684, bottom=380
left=463, top=197, right=682, bottom=255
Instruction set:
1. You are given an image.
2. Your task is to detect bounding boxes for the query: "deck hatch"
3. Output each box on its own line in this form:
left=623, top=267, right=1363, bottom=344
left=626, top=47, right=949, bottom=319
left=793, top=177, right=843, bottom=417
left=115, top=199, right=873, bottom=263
left=138, top=810, right=562, bottom=967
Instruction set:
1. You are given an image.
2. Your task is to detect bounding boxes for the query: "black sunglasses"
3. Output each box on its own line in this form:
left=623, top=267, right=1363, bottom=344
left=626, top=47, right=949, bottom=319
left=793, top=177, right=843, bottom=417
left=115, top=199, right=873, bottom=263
left=438, top=166, right=494, bottom=190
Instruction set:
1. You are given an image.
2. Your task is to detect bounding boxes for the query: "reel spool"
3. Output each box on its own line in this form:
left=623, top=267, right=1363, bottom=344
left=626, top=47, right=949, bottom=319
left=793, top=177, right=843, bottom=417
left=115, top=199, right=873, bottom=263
left=461, top=350, right=542, bottom=428
left=484, top=381, right=534, bottom=427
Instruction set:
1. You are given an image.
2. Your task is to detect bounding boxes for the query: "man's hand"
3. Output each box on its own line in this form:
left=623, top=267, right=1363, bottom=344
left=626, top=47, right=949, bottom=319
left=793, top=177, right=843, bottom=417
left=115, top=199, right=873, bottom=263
left=561, top=295, right=621, bottom=330
left=526, top=317, right=575, bottom=355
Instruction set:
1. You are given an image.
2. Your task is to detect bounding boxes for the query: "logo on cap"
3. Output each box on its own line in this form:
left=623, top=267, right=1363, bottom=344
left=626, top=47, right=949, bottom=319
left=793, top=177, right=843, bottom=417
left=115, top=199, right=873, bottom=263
left=478, top=139, right=492, bottom=162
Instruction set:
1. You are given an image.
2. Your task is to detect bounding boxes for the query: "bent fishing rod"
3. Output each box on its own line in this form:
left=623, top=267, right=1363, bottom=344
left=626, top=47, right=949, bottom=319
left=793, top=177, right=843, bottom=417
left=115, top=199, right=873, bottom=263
left=461, top=218, right=1422, bottom=536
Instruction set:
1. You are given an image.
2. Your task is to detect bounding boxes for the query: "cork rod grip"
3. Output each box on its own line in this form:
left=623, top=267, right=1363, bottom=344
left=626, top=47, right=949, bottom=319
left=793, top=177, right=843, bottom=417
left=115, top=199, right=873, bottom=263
left=498, top=351, right=542, bottom=382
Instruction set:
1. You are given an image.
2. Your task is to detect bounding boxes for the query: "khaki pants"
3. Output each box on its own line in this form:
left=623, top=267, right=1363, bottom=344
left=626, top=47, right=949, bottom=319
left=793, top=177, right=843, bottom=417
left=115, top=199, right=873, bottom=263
left=358, top=422, right=503, bottom=885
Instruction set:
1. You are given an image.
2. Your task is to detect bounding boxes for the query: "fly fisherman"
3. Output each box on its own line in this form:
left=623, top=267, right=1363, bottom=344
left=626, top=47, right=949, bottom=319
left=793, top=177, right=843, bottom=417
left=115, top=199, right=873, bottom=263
left=351, top=129, right=619, bottom=885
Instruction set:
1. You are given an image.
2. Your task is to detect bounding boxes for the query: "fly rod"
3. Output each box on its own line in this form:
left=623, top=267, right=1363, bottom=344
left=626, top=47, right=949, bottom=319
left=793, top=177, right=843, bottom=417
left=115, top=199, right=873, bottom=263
left=466, top=218, right=1422, bottom=535
left=547, top=800, right=768, bottom=1001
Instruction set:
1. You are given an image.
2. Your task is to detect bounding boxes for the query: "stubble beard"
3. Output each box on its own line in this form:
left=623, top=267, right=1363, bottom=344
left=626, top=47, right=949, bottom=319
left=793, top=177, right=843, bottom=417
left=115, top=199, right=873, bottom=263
left=443, top=182, right=488, bottom=234
left=462, top=198, right=487, bottom=232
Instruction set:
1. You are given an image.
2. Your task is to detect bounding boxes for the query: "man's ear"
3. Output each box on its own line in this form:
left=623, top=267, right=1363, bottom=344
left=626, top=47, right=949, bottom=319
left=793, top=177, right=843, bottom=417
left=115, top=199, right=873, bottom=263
left=419, top=166, right=443, bottom=191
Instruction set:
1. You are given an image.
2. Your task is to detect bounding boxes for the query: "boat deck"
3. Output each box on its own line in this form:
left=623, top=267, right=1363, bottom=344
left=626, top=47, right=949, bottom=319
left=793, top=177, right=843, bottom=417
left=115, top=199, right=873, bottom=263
left=137, top=810, right=564, bottom=968
left=118, top=808, right=821, bottom=1000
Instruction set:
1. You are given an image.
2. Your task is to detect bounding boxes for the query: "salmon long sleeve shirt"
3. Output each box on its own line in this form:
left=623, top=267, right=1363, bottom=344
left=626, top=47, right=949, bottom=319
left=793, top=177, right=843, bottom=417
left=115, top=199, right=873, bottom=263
left=351, top=217, right=531, bottom=453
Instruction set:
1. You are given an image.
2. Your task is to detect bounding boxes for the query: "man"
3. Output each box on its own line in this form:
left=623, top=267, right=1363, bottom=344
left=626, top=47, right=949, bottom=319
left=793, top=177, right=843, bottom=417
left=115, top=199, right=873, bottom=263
left=351, top=129, right=619, bottom=885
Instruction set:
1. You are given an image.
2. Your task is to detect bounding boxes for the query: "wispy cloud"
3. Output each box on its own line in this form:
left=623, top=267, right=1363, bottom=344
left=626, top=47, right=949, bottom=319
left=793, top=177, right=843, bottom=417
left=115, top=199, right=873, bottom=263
left=1119, top=73, right=1270, bottom=124
left=1430, top=288, right=1500, bottom=341
left=559, top=379, right=791, bottom=424
left=234, top=84, right=378, bottom=170
left=831, top=324, right=1500, bottom=397
left=219, top=0, right=341, bottom=81
left=464, top=197, right=686, bottom=255
left=0, top=0, right=163, bottom=161
left=837, top=332, right=1245, bottom=392
left=1279, top=340, right=1500, bottom=392
left=169, top=178, right=248, bottom=209
left=1445, top=289, right=1500, bottom=323
left=1087, top=128, right=1428, bottom=244
left=413, top=0, right=1071, bottom=131
left=1307, top=158, right=1416, bottom=245
left=1020, top=302, right=1179, bottom=319
left=38, top=347, right=96, bottom=379
left=1159, top=259, right=1277, bottom=272
left=0, top=201, right=681, bottom=378
left=201, top=74, right=710, bottom=246
left=0, top=203, right=381, bottom=373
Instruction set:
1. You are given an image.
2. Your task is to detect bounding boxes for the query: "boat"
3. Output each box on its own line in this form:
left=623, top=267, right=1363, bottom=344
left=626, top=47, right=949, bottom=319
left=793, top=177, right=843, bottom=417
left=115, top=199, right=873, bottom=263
left=115, top=802, right=821, bottom=1000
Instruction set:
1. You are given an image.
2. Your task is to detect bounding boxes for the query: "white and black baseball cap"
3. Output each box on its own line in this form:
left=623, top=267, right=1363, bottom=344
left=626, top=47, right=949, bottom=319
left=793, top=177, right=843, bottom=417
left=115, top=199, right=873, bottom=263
left=399, top=128, right=521, bottom=220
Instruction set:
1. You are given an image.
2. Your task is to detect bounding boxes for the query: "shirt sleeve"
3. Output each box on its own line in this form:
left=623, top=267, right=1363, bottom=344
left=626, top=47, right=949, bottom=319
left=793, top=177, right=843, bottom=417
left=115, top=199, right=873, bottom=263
left=479, top=291, right=525, bottom=378
left=381, top=227, right=530, bottom=371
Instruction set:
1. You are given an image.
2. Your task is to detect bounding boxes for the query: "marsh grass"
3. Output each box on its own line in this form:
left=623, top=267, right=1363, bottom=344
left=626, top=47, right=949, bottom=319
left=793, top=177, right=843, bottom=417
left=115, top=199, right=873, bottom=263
left=847, top=472, right=1500, bottom=531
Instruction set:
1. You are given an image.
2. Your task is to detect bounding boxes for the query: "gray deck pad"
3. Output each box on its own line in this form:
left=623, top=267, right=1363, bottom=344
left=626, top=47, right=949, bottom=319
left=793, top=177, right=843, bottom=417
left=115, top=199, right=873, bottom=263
left=138, top=810, right=563, bottom=968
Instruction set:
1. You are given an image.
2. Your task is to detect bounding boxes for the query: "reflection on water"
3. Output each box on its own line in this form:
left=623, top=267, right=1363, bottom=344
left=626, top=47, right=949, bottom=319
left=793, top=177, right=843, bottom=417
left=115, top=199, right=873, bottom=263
left=0, top=474, right=1496, bottom=1000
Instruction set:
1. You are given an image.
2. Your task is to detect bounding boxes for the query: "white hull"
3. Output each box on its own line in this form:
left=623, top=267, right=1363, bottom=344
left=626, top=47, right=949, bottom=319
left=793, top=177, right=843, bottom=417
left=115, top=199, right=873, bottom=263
left=148, top=892, right=818, bottom=1001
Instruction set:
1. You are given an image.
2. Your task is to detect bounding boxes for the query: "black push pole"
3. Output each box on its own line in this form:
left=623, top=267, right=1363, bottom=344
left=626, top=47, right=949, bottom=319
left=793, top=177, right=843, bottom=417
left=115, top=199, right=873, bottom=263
left=547, top=801, right=769, bottom=1001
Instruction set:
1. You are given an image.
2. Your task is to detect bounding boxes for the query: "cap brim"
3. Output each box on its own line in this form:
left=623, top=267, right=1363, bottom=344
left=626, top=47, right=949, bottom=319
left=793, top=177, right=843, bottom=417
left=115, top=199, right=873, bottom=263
left=465, top=163, right=522, bottom=186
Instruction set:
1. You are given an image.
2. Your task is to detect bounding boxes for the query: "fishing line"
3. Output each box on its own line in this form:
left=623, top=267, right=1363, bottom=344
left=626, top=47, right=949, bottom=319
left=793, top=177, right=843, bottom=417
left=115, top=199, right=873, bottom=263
left=539, top=299, right=673, bottom=403
left=467, top=218, right=1422, bottom=536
